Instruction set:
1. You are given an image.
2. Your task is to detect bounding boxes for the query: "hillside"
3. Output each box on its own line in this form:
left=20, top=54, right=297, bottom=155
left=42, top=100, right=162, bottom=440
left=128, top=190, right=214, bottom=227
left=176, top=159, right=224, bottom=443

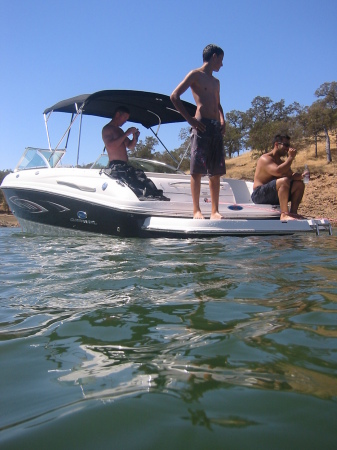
left=1, top=138, right=336, bottom=227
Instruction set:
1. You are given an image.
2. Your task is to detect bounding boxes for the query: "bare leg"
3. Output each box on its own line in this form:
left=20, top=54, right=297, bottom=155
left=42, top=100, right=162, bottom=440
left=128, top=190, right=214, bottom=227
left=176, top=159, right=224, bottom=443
left=276, top=177, right=298, bottom=221
left=209, top=175, right=224, bottom=220
left=289, top=180, right=305, bottom=217
left=191, top=174, right=204, bottom=219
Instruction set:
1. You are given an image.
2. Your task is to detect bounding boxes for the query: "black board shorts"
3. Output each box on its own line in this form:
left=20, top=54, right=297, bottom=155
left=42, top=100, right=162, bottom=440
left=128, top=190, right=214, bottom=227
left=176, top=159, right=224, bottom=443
left=251, top=179, right=279, bottom=205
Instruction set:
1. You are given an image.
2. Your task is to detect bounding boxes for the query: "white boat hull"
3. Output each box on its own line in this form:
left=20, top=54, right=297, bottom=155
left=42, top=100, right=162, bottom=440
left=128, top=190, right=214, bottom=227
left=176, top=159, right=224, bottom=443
left=1, top=168, right=332, bottom=237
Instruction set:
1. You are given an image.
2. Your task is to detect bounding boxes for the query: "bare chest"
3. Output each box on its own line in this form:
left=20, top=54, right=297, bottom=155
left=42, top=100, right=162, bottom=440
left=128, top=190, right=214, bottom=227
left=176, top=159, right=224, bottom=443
left=194, top=73, right=218, bottom=96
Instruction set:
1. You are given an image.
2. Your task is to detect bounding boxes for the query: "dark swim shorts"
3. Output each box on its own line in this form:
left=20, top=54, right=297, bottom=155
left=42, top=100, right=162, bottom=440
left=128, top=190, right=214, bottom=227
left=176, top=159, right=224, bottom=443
left=106, top=160, right=169, bottom=201
left=190, top=118, right=226, bottom=176
left=251, top=179, right=279, bottom=205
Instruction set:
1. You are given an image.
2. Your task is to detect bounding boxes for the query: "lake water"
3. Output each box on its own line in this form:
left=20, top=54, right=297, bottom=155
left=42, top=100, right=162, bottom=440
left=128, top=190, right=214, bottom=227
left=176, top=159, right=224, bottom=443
left=0, top=227, right=336, bottom=449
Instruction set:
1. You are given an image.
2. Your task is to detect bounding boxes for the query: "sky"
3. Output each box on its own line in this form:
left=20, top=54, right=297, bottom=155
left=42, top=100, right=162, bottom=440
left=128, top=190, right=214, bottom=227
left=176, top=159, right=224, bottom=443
left=1, top=0, right=336, bottom=170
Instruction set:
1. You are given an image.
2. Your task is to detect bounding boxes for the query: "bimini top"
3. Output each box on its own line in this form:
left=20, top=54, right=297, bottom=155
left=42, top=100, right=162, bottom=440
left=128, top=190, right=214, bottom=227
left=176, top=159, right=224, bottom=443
left=43, top=90, right=197, bottom=129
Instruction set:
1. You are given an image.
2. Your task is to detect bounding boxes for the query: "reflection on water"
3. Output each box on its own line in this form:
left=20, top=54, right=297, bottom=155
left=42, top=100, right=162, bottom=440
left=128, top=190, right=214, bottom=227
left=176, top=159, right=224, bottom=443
left=0, top=229, right=337, bottom=448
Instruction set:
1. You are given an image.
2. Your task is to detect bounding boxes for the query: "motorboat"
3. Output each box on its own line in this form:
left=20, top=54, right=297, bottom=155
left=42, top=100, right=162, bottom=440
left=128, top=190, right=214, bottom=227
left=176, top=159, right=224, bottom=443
left=0, top=90, right=332, bottom=237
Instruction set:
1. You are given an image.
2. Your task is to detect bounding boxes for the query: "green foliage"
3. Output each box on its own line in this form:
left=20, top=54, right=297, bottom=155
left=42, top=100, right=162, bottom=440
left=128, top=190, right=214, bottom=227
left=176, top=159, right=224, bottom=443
left=303, top=103, right=329, bottom=137
left=242, top=97, right=303, bottom=154
left=129, top=136, right=158, bottom=159
left=315, top=81, right=337, bottom=110
left=223, top=123, right=244, bottom=158
left=224, top=110, right=248, bottom=157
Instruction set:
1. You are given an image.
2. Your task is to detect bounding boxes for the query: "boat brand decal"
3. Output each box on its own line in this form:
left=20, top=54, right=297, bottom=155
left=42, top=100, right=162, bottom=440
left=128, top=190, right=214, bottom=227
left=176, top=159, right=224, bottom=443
left=77, top=211, right=87, bottom=220
left=228, top=204, right=243, bottom=211
left=70, top=211, right=97, bottom=225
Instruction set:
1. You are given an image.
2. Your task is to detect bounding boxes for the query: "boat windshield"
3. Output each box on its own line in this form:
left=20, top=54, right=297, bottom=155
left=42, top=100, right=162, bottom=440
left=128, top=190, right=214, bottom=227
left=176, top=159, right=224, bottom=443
left=90, top=154, right=109, bottom=169
left=15, top=148, right=65, bottom=171
left=91, top=154, right=184, bottom=174
left=128, top=158, right=183, bottom=174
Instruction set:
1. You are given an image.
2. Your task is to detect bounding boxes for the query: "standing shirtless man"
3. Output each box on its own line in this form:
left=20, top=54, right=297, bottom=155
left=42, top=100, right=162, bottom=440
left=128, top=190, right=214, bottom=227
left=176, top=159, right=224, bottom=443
left=170, top=44, right=226, bottom=219
left=102, top=106, right=140, bottom=164
left=251, top=134, right=308, bottom=220
left=102, top=106, right=167, bottom=200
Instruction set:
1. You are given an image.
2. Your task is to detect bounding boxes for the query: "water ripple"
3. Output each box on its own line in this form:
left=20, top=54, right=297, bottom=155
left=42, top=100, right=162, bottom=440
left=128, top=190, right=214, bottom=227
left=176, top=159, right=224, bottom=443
left=1, top=228, right=337, bottom=446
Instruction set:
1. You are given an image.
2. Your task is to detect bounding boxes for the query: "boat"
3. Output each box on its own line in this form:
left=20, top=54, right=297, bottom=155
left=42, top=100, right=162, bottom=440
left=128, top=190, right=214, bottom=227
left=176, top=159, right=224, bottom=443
left=0, top=90, right=332, bottom=238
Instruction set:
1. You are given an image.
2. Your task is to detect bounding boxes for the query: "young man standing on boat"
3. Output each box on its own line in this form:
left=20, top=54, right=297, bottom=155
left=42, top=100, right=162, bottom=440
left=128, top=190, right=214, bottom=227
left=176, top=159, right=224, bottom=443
left=170, top=44, right=226, bottom=220
left=251, top=134, right=308, bottom=220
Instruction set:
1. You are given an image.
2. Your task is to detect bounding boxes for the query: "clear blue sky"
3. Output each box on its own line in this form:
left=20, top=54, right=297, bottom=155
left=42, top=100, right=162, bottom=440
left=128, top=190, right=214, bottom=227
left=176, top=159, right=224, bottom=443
left=1, top=0, right=336, bottom=169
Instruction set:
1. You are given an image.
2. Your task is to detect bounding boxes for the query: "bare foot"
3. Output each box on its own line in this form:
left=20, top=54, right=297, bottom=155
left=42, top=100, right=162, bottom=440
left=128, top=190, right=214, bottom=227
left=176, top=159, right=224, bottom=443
left=210, top=212, right=224, bottom=220
left=193, top=211, right=205, bottom=219
left=290, top=212, right=306, bottom=219
left=280, top=212, right=299, bottom=221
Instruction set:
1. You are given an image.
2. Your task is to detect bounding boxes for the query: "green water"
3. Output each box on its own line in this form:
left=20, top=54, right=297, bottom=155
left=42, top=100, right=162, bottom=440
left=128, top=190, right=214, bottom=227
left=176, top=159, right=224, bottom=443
left=0, top=229, right=336, bottom=449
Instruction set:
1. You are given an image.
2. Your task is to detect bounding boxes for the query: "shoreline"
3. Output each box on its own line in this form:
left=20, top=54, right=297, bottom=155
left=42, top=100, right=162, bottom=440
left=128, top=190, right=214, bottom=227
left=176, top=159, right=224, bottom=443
left=0, top=214, right=20, bottom=228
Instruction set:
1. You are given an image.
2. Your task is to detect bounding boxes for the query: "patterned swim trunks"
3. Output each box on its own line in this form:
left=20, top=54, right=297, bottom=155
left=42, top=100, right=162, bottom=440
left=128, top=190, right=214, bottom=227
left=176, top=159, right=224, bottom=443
left=106, top=160, right=169, bottom=201
left=190, top=118, right=226, bottom=176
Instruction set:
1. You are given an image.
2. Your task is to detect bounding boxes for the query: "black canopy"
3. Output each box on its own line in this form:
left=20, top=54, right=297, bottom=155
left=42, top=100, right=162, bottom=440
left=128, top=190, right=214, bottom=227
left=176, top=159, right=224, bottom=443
left=43, top=90, right=196, bottom=129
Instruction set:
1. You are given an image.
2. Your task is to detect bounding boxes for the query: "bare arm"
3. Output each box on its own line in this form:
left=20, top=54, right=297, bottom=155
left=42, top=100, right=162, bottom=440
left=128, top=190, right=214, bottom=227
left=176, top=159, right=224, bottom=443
left=126, top=129, right=140, bottom=150
left=291, top=171, right=304, bottom=181
left=170, top=71, right=205, bottom=131
left=264, top=149, right=297, bottom=178
left=219, top=103, right=226, bottom=135
left=102, top=126, right=139, bottom=152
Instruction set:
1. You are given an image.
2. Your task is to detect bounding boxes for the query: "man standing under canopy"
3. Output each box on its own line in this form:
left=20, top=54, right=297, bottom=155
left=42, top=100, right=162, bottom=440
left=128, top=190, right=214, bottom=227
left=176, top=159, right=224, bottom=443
left=102, top=106, right=168, bottom=201
left=102, top=105, right=140, bottom=164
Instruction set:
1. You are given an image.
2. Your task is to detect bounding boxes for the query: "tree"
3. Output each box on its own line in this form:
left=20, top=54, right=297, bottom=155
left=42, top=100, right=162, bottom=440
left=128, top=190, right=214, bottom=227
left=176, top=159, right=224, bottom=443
left=300, top=104, right=325, bottom=157
left=128, top=136, right=158, bottom=159
left=248, top=120, right=284, bottom=155
left=224, top=110, right=248, bottom=158
left=314, top=81, right=337, bottom=162
left=223, top=123, right=243, bottom=158
left=315, top=81, right=337, bottom=109
left=283, top=102, right=307, bottom=149
left=246, top=97, right=292, bottom=153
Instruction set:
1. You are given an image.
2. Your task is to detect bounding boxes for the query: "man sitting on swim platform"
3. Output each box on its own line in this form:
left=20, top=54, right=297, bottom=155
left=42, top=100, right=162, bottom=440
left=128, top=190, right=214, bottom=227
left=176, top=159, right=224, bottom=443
left=251, top=133, right=309, bottom=221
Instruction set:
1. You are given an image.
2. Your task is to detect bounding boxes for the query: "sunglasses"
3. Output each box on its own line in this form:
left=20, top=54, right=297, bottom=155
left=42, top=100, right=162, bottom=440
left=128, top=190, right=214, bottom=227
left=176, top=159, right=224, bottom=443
left=278, top=142, right=290, bottom=148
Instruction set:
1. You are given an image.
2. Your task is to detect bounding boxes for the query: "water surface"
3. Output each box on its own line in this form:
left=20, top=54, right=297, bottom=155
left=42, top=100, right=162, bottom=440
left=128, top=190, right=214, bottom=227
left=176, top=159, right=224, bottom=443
left=0, top=228, right=336, bottom=449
